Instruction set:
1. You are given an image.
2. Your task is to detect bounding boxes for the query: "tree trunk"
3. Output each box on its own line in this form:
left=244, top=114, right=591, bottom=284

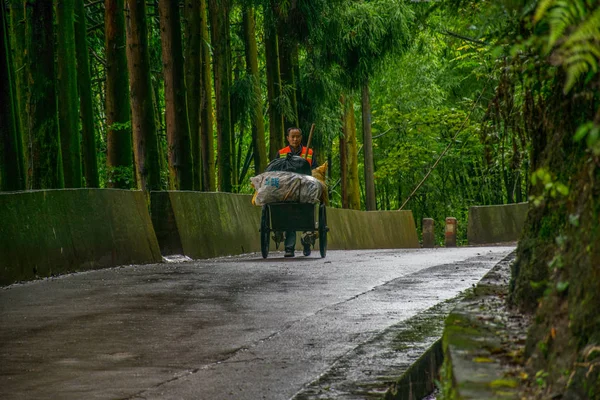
left=292, top=44, right=302, bottom=126
left=27, top=1, right=63, bottom=189
left=515, top=171, right=523, bottom=203
left=199, top=0, right=215, bottom=191
left=56, top=0, right=82, bottom=188
left=125, top=0, right=161, bottom=191
left=75, top=0, right=99, bottom=187
left=339, top=96, right=348, bottom=208
left=242, top=6, right=267, bottom=175
left=361, top=80, right=376, bottom=211
left=151, top=71, right=167, bottom=189
left=184, top=0, right=201, bottom=190
left=345, top=94, right=360, bottom=210
left=159, top=0, right=193, bottom=191
left=105, top=0, right=133, bottom=188
left=208, top=0, right=232, bottom=192
left=8, top=0, right=28, bottom=188
left=228, top=17, right=237, bottom=189
left=0, top=1, right=25, bottom=191
left=264, top=11, right=283, bottom=160
left=277, top=32, right=298, bottom=128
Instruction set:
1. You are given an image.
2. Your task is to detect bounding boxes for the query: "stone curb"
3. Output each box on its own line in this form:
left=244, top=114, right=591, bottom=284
left=383, top=251, right=518, bottom=400
left=441, top=251, right=524, bottom=400
left=383, top=338, right=443, bottom=400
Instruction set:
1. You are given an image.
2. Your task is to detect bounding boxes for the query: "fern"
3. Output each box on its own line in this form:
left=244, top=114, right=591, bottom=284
left=547, top=0, right=586, bottom=48
left=562, top=6, right=600, bottom=91
left=534, top=0, right=600, bottom=92
left=534, top=0, right=556, bottom=22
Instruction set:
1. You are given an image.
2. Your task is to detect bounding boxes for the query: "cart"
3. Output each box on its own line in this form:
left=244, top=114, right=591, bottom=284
left=260, top=202, right=328, bottom=258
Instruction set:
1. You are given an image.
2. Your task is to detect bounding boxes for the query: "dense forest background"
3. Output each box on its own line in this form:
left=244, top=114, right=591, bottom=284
left=0, top=0, right=535, bottom=245
left=1, top=0, right=600, bottom=397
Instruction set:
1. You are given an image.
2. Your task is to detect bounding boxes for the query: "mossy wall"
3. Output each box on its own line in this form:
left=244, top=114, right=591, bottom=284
left=508, top=83, right=600, bottom=397
left=0, top=190, right=419, bottom=286
left=327, top=208, right=420, bottom=250
left=151, top=191, right=420, bottom=259
left=152, top=191, right=264, bottom=259
left=516, top=159, right=600, bottom=399
left=0, top=189, right=162, bottom=286
left=150, top=191, right=184, bottom=255
left=467, top=202, right=529, bottom=245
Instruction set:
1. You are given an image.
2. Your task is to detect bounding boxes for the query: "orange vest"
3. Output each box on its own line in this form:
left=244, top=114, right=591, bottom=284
left=278, top=146, right=314, bottom=164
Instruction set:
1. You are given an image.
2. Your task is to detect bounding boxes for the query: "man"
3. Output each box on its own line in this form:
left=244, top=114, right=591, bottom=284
left=278, top=127, right=315, bottom=167
left=278, top=127, right=316, bottom=257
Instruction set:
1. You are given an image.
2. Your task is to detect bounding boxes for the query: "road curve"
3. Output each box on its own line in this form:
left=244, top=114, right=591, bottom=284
left=0, top=247, right=514, bottom=399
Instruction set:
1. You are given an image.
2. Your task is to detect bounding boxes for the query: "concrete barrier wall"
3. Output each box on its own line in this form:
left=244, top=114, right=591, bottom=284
left=151, top=191, right=420, bottom=259
left=467, top=202, right=529, bottom=245
left=151, top=191, right=263, bottom=259
left=327, top=208, right=420, bottom=250
left=0, top=189, right=162, bottom=285
left=0, top=189, right=419, bottom=285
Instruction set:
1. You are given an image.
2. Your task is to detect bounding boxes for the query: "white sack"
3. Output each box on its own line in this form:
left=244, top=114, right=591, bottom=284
left=251, top=171, right=323, bottom=206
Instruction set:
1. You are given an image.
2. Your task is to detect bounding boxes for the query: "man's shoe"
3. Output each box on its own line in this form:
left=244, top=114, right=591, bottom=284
left=301, top=232, right=314, bottom=256
left=272, top=231, right=284, bottom=249
left=303, top=244, right=311, bottom=256
left=284, top=247, right=295, bottom=257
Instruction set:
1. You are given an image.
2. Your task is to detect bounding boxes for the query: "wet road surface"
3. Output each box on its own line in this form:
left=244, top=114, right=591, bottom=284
left=0, top=247, right=514, bottom=399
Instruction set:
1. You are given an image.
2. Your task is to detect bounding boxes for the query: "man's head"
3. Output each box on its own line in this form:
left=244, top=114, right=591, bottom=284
left=286, top=127, right=302, bottom=149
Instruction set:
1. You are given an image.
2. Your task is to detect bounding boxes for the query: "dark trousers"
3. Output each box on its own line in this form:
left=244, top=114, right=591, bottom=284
left=284, top=231, right=296, bottom=250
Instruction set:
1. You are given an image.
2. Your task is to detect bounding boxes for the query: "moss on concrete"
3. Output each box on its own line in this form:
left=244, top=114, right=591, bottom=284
left=0, top=189, right=162, bottom=285
left=467, top=203, right=529, bottom=245
left=384, top=340, right=443, bottom=400
left=327, top=208, right=420, bottom=250
left=151, top=192, right=420, bottom=260
left=440, top=254, right=531, bottom=399
left=156, top=192, right=263, bottom=259
left=150, top=192, right=183, bottom=256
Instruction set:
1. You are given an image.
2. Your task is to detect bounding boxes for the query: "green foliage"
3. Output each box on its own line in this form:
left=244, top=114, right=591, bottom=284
left=529, top=168, right=569, bottom=207
left=108, top=121, right=132, bottom=131
left=574, top=121, right=600, bottom=155
left=321, top=0, right=414, bottom=86
left=372, top=107, right=480, bottom=183
left=304, top=0, right=533, bottom=242
left=534, top=0, right=600, bottom=93
left=106, top=165, right=134, bottom=188
left=535, top=369, right=550, bottom=388
left=556, top=280, right=569, bottom=293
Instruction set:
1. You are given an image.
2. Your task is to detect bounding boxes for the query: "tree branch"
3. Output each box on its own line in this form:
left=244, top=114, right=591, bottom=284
left=90, top=48, right=106, bottom=68
left=443, top=29, right=488, bottom=46
left=87, top=22, right=103, bottom=33
left=85, top=0, right=104, bottom=7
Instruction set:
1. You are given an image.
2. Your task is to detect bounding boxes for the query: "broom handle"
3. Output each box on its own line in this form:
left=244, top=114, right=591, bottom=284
left=304, top=123, right=315, bottom=160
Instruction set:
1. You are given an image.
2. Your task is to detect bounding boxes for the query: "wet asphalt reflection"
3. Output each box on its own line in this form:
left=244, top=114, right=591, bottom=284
left=0, top=247, right=514, bottom=399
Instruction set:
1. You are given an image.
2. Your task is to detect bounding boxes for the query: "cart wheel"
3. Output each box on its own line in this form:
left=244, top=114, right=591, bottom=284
left=318, top=203, right=327, bottom=258
left=261, top=206, right=270, bottom=258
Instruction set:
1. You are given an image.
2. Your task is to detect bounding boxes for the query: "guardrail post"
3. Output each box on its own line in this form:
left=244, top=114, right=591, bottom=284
left=445, top=217, right=457, bottom=247
left=422, top=218, right=434, bottom=248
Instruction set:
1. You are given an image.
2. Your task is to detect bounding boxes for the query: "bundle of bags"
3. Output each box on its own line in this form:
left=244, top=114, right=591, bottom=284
left=250, top=154, right=328, bottom=206
left=250, top=171, right=322, bottom=206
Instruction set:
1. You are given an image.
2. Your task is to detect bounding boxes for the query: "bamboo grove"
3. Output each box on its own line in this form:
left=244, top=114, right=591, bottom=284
left=1, top=0, right=541, bottom=243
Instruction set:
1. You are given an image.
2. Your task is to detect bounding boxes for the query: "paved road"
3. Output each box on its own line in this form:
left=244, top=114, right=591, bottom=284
left=0, top=247, right=514, bottom=400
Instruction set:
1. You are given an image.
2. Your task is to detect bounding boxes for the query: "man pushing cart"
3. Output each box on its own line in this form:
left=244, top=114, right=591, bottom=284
left=251, top=125, right=328, bottom=258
